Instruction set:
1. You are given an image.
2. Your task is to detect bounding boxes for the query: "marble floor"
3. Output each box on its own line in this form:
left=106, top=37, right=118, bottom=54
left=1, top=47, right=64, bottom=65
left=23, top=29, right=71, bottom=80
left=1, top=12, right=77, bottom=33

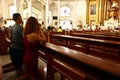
left=0, top=54, right=47, bottom=80
left=1, top=54, right=18, bottom=80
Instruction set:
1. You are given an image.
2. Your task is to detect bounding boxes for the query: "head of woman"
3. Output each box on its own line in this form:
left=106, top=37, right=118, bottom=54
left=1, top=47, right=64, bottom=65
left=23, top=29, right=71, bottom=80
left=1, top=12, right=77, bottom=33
left=24, top=16, right=40, bottom=34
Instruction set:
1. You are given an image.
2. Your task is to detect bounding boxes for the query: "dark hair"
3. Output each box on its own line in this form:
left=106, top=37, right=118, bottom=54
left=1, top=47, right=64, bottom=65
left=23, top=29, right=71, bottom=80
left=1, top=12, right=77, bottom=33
left=13, top=13, right=21, bottom=21
left=24, top=16, right=40, bottom=34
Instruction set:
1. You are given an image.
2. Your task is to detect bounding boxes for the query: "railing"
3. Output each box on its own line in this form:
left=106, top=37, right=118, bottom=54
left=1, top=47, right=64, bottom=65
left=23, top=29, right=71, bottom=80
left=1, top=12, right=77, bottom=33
left=38, top=42, right=120, bottom=80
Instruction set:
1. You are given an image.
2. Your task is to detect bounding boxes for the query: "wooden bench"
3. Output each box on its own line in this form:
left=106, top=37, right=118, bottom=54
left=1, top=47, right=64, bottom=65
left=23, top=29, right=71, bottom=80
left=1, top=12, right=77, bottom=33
left=70, top=32, right=120, bottom=41
left=49, top=34, right=120, bottom=61
left=45, top=31, right=62, bottom=42
left=38, top=42, right=120, bottom=80
left=0, top=28, right=10, bottom=55
left=0, top=57, right=3, bottom=80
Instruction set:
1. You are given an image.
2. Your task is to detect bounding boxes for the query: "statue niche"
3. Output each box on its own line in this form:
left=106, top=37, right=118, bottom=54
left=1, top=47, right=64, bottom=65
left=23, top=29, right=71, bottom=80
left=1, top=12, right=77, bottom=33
left=108, top=0, right=119, bottom=19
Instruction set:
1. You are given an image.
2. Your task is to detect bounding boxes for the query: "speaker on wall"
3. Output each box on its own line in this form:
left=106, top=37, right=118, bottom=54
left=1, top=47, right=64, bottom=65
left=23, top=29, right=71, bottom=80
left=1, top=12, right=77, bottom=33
left=53, top=16, right=58, bottom=20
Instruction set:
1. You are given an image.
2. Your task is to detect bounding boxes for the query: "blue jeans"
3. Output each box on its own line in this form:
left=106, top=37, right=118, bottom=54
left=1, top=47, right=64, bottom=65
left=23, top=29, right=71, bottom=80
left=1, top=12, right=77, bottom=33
left=9, top=47, right=24, bottom=69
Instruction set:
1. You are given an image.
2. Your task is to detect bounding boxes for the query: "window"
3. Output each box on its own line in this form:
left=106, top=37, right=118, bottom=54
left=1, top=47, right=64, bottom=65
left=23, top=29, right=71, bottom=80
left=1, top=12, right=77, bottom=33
left=9, top=5, right=16, bottom=18
left=60, top=6, right=70, bottom=16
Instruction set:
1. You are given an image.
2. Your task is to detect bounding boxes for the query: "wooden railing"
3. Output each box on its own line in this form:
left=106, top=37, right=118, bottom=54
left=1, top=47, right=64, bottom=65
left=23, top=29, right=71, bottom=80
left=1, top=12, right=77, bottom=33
left=38, top=42, right=120, bottom=80
left=49, top=34, right=120, bottom=61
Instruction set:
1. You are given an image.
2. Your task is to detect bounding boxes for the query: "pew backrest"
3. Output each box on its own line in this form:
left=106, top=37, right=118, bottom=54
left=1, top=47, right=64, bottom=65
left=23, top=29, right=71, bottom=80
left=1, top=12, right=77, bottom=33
left=38, top=42, right=120, bottom=80
left=49, top=34, right=120, bottom=61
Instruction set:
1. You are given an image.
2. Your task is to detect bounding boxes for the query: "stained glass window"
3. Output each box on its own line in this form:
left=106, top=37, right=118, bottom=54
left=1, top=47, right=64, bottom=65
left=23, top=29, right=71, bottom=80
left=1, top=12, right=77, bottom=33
left=60, top=6, right=70, bottom=16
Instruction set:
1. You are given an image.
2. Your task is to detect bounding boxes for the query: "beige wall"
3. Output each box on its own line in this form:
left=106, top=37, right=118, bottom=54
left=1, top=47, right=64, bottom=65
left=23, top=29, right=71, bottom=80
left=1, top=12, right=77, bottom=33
left=76, top=0, right=86, bottom=27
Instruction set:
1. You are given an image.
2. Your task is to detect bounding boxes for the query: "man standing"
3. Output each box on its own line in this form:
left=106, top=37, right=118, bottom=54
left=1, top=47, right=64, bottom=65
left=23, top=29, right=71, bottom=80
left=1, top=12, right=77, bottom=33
left=9, top=13, right=24, bottom=75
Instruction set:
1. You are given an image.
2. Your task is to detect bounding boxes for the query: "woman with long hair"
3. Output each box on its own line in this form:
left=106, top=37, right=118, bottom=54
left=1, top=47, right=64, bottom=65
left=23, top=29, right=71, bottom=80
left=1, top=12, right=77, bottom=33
left=17, top=16, right=46, bottom=80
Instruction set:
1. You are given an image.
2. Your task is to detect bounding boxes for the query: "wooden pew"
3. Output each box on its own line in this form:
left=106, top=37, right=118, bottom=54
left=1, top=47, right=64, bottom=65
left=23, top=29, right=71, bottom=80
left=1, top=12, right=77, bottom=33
left=70, top=32, right=120, bottom=41
left=0, top=28, right=10, bottom=55
left=49, top=34, right=120, bottom=61
left=38, top=42, right=120, bottom=80
left=0, top=56, right=3, bottom=80
left=45, top=31, right=62, bottom=42
left=45, top=30, right=71, bottom=42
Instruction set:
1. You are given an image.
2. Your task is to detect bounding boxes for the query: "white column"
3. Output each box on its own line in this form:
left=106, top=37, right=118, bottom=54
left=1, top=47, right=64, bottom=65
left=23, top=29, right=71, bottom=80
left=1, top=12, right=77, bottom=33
left=19, top=0, right=24, bottom=16
left=28, top=0, right=32, bottom=17
left=74, top=0, right=77, bottom=29
left=14, top=0, right=18, bottom=13
left=57, top=0, right=60, bottom=28
left=42, top=5, right=44, bottom=20
left=45, top=0, right=49, bottom=28
left=14, top=0, right=24, bottom=14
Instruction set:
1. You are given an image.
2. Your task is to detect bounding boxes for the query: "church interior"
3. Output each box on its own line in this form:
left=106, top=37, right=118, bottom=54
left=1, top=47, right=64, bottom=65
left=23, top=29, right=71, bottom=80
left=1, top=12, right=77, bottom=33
left=0, top=0, right=120, bottom=80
